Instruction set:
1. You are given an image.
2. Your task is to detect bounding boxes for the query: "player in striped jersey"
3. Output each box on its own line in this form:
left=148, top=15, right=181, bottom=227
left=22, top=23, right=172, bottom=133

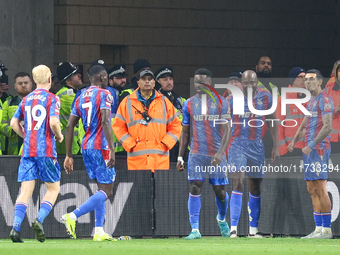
left=177, top=68, right=232, bottom=240
left=288, top=69, right=334, bottom=239
left=9, top=65, right=63, bottom=243
left=227, top=70, right=279, bottom=238
left=62, top=65, right=116, bottom=241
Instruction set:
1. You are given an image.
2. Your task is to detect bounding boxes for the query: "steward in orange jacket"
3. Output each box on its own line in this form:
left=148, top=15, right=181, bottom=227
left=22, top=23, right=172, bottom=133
left=112, top=70, right=181, bottom=171
left=324, top=63, right=340, bottom=143
left=276, top=67, right=307, bottom=156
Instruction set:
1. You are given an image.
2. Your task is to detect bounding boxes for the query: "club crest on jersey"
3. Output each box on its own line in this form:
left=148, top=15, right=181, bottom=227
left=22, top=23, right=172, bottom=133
left=56, top=101, right=61, bottom=110
left=195, top=103, right=198, bottom=108
left=211, top=102, right=216, bottom=109
left=324, top=103, right=331, bottom=111
left=257, top=98, right=263, bottom=105
left=106, top=94, right=113, bottom=104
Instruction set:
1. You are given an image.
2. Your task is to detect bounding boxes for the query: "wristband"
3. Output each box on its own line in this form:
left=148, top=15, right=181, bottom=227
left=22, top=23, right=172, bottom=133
left=307, top=141, right=316, bottom=149
left=177, top=156, right=184, bottom=165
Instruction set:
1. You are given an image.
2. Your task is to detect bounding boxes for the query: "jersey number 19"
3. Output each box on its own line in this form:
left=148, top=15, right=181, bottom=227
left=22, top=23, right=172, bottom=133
left=25, top=105, right=47, bottom=130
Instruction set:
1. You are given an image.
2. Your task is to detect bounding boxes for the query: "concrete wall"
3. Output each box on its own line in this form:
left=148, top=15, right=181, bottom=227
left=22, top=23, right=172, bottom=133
left=0, top=0, right=54, bottom=95
left=54, top=0, right=337, bottom=98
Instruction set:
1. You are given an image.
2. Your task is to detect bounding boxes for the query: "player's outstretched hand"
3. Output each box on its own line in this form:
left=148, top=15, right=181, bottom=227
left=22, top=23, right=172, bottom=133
left=287, top=142, right=294, bottom=153
left=64, top=156, right=74, bottom=174
left=271, top=146, right=280, bottom=163
left=177, top=157, right=184, bottom=172
left=106, top=150, right=115, bottom=169
left=302, top=146, right=312, bottom=156
left=56, top=134, right=64, bottom=143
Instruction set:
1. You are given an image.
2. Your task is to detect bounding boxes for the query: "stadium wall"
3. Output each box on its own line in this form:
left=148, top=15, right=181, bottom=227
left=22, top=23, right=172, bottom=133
left=0, top=0, right=54, bottom=96
left=54, top=0, right=338, bottom=99
left=1, top=155, right=340, bottom=238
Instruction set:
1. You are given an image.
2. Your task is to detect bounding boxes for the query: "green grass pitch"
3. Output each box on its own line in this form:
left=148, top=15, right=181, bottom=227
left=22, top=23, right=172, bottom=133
left=0, top=237, right=339, bottom=255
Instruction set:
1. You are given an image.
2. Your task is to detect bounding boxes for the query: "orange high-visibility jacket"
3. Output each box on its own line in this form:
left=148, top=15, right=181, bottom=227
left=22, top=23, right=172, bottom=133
left=325, top=82, right=340, bottom=142
left=276, top=86, right=308, bottom=156
left=112, top=89, right=182, bottom=171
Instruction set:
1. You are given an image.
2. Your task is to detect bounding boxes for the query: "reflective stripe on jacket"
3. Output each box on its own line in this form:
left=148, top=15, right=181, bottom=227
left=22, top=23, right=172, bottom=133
left=276, top=86, right=307, bottom=155
left=56, top=86, right=80, bottom=154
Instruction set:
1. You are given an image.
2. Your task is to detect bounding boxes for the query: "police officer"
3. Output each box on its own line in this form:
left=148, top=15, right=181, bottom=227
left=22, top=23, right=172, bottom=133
left=56, top=62, right=82, bottom=155
left=108, top=64, right=127, bottom=95
left=155, top=66, right=186, bottom=162
left=107, top=64, right=129, bottom=154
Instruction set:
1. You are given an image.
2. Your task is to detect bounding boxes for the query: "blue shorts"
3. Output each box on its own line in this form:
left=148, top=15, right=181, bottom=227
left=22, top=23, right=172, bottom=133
left=303, top=148, right=331, bottom=180
left=188, top=153, right=228, bottom=186
left=18, top=157, right=60, bottom=183
left=228, top=138, right=265, bottom=178
left=83, top=149, right=116, bottom=184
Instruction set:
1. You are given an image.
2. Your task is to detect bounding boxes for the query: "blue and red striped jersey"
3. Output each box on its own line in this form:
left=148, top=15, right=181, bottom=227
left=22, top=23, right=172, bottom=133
left=72, top=86, right=118, bottom=118
left=227, top=88, right=272, bottom=140
left=13, top=88, right=61, bottom=157
left=71, top=86, right=113, bottom=150
left=182, top=94, right=230, bottom=156
left=305, top=90, right=334, bottom=150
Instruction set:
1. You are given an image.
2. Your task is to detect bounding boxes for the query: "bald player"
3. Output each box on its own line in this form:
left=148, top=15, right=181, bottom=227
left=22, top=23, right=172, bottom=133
left=227, top=70, right=279, bottom=238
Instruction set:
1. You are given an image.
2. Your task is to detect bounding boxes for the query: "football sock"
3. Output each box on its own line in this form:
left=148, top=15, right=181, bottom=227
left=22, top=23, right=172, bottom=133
left=321, top=212, right=331, bottom=229
left=188, top=193, right=201, bottom=230
left=215, top=193, right=229, bottom=221
left=313, top=212, right=322, bottom=231
left=230, top=191, right=243, bottom=227
left=73, top=190, right=108, bottom=218
left=95, top=200, right=106, bottom=227
left=248, top=192, right=261, bottom=228
left=37, top=201, right=53, bottom=224
left=13, top=202, right=28, bottom=232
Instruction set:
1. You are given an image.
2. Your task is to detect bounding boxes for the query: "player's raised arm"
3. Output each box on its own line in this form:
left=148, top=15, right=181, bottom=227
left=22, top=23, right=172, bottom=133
left=101, top=108, right=115, bottom=169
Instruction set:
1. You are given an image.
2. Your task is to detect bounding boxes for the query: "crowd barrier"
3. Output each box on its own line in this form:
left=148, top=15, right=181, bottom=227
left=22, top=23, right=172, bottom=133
left=1, top=154, right=340, bottom=238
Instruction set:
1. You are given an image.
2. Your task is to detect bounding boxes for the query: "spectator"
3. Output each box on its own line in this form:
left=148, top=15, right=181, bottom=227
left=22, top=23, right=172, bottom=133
left=0, top=72, right=33, bottom=155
